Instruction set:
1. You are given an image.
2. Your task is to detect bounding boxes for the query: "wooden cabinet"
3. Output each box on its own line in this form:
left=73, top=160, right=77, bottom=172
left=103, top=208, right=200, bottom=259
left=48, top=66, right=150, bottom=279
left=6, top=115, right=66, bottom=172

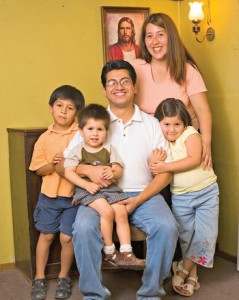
left=8, top=128, right=64, bottom=280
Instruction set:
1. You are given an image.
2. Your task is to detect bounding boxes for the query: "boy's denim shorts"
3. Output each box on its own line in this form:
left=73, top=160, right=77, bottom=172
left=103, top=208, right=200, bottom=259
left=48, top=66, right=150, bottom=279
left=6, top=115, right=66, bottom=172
left=33, top=193, right=79, bottom=236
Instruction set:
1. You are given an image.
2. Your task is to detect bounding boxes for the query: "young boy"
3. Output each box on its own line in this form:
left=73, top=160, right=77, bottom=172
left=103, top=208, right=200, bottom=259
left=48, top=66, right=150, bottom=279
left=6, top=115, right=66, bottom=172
left=29, top=85, right=85, bottom=300
left=64, top=103, right=145, bottom=269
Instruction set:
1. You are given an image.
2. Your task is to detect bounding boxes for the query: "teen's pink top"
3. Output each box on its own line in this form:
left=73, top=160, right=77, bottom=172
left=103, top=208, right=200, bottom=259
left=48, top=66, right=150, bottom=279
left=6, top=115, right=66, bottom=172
left=131, top=59, right=207, bottom=130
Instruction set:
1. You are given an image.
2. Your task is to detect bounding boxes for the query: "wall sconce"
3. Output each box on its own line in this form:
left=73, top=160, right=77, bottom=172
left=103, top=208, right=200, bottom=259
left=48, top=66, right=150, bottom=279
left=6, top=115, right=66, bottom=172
left=188, top=1, right=215, bottom=43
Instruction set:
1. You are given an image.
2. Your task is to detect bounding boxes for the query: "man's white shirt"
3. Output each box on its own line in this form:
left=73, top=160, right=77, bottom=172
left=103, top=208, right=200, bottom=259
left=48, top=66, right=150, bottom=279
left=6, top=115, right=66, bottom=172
left=64, top=105, right=171, bottom=192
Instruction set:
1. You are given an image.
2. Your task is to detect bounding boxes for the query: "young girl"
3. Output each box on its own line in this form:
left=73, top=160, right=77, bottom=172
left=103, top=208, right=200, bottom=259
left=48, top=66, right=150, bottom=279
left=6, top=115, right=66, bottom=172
left=150, top=98, right=219, bottom=297
left=64, top=103, right=145, bottom=270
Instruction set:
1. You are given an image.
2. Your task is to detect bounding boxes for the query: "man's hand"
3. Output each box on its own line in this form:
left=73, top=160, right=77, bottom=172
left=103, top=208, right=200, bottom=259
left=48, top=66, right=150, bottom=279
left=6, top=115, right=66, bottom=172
left=81, top=165, right=113, bottom=188
left=102, top=167, right=114, bottom=180
left=118, top=197, right=140, bottom=215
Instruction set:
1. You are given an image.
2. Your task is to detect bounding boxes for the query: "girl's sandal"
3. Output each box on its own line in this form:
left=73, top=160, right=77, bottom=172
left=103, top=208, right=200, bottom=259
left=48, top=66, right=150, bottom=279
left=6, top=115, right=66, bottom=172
left=172, top=261, right=189, bottom=294
left=179, top=276, right=200, bottom=297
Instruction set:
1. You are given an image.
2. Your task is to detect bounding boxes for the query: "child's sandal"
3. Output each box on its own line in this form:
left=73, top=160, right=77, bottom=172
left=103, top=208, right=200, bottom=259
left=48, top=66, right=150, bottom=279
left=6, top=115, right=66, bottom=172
left=180, top=276, right=200, bottom=297
left=31, top=278, right=48, bottom=300
left=55, top=277, right=72, bottom=299
left=172, top=261, right=189, bottom=294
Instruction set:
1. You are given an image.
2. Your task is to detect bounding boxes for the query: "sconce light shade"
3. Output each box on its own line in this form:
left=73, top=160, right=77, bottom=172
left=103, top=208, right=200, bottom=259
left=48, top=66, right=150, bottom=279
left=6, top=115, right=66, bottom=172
left=188, top=2, right=204, bottom=22
left=188, top=1, right=215, bottom=43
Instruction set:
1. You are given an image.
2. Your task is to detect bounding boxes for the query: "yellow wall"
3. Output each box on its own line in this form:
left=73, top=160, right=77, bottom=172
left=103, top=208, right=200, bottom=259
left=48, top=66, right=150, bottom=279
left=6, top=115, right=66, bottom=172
left=0, top=0, right=238, bottom=263
left=0, top=0, right=175, bottom=264
left=180, top=0, right=239, bottom=257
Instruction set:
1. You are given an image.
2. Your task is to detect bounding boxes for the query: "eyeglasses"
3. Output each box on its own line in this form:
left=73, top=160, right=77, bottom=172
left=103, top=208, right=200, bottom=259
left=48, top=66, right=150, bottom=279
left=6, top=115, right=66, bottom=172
left=106, top=77, right=132, bottom=88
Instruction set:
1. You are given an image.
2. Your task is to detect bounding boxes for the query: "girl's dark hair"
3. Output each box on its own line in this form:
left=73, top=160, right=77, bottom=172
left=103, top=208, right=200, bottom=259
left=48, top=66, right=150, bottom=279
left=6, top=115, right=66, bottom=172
left=101, top=60, right=136, bottom=87
left=78, top=103, right=110, bottom=130
left=49, top=85, right=85, bottom=111
left=154, top=98, right=192, bottom=127
left=139, top=13, right=198, bottom=85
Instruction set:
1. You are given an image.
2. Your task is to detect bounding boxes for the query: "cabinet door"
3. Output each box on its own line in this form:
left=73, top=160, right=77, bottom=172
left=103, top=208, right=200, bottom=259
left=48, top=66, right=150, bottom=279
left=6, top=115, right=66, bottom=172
left=24, top=129, right=63, bottom=279
left=8, top=128, right=67, bottom=279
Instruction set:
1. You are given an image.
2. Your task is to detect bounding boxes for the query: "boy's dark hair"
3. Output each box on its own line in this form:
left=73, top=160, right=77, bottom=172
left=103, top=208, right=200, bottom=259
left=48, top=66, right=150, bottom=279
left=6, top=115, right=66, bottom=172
left=49, top=85, right=85, bottom=111
left=101, top=60, right=137, bottom=87
left=154, top=98, right=192, bottom=127
left=78, top=104, right=110, bottom=130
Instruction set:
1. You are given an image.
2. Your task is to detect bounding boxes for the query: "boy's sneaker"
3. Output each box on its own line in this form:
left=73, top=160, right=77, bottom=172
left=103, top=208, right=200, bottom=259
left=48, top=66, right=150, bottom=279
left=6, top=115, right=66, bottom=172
left=103, top=249, right=145, bottom=270
left=55, top=277, right=72, bottom=299
left=31, top=278, right=48, bottom=300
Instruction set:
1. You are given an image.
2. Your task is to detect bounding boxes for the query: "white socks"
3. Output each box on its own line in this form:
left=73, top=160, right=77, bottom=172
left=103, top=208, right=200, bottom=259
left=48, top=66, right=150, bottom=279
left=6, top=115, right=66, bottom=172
left=103, top=243, right=132, bottom=254
left=120, top=244, right=132, bottom=253
left=103, top=244, right=115, bottom=255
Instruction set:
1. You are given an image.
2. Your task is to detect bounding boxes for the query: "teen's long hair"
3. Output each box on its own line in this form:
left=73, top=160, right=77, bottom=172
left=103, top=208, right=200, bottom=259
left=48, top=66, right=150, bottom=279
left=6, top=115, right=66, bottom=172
left=139, top=13, right=198, bottom=85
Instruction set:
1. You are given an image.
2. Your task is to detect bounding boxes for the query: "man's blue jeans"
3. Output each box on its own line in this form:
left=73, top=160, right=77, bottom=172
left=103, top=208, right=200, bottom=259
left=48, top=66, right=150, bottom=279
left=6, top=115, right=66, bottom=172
left=72, top=192, right=178, bottom=300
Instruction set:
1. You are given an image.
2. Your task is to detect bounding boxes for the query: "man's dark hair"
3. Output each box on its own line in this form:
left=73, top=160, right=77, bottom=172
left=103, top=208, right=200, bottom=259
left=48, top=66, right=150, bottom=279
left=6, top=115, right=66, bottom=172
left=101, top=60, right=137, bottom=87
left=78, top=103, right=110, bottom=130
left=49, top=85, right=85, bottom=111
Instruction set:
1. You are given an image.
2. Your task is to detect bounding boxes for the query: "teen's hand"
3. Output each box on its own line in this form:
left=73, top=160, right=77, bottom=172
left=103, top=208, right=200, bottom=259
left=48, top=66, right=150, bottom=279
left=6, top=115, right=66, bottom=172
left=201, top=140, right=212, bottom=170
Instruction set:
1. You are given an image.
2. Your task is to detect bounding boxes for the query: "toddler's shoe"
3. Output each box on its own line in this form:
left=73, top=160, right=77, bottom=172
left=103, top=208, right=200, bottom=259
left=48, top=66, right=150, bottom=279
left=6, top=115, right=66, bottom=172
left=103, top=249, right=145, bottom=270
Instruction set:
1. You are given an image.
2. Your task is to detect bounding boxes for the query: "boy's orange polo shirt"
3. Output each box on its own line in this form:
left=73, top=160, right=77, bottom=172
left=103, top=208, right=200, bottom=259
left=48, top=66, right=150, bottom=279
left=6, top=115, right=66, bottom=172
left=29, top=122, right=78, bottom=198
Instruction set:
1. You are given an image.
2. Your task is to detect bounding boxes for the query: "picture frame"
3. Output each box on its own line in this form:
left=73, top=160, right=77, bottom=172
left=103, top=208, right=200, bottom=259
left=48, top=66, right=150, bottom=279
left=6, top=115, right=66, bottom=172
left=101, top=6, right=150, bottom=63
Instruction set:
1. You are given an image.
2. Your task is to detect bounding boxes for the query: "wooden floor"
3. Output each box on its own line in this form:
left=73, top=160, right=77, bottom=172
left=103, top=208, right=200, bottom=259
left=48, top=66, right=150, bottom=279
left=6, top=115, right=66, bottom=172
left=1, top=256, right=239, bottom=300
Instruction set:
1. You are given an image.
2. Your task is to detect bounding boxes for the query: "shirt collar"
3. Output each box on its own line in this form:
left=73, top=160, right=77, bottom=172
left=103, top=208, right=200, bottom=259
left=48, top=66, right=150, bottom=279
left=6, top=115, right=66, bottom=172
left=48, top=122, right=78, bottom=135
left=107, top=104, right=143, bottom=123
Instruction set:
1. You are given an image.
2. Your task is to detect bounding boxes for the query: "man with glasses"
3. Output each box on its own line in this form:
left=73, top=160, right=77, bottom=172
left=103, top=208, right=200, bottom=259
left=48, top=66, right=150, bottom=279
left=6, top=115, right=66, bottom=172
left=62, top=60, right=178, bottom=300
